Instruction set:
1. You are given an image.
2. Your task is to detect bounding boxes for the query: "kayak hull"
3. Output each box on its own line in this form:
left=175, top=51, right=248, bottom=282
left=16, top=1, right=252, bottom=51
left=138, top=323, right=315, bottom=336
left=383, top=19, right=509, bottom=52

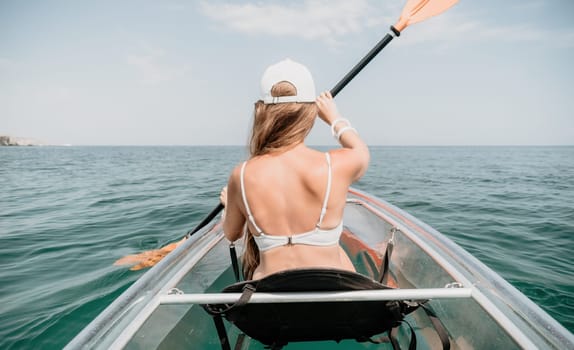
left=65, top=188, right=574, bottom=349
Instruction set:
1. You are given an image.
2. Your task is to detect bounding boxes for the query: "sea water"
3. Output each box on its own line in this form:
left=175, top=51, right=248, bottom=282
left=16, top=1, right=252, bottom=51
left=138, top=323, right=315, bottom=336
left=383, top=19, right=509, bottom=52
left=0, top=146, right=572, bottom=349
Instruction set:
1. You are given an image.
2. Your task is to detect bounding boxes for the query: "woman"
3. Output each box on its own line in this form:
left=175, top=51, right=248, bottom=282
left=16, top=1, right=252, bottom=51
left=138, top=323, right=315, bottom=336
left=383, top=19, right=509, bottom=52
left=221, top=58, right=370, bottom=280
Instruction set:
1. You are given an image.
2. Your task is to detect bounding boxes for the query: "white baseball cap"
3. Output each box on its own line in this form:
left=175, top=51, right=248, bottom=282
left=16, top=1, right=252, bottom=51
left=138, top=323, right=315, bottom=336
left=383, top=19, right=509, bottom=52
left=260, top=58, right=316, bottom=104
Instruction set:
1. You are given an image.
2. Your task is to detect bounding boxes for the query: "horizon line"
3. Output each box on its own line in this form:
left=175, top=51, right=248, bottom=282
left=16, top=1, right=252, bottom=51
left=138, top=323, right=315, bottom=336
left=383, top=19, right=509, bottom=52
left=3, top=144, right=573, bottom=148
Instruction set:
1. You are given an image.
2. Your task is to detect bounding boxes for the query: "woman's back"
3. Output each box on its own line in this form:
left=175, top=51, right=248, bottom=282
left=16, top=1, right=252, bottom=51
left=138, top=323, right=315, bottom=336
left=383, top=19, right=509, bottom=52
left=236, top=144, right=354, bottom=279
left=240, top=145, right=345, bottom=235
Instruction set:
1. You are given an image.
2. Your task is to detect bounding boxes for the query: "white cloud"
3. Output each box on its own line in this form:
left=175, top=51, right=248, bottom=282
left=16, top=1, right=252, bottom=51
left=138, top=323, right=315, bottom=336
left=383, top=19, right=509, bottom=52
left=199, top=0, right=568, bottom=49
left=397, top=9, right=574, bottom=49
left=199, top=0, right=388, bottom=45
left=126, top=43, right=191, bottom=84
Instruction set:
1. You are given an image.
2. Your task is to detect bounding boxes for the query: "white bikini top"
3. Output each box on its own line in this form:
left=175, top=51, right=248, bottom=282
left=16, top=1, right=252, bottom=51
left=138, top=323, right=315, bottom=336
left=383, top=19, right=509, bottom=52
left=240, top=152, right=342, bottom=252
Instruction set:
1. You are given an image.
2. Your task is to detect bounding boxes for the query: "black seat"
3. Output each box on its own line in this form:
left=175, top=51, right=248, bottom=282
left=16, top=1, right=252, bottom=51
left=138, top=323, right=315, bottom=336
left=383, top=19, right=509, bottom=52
left=203, top=268, right=429, bottom=349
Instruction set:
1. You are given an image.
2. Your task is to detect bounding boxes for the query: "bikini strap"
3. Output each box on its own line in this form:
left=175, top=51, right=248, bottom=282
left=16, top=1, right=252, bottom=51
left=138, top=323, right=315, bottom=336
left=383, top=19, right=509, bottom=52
left=240, top=161, right=264, bottom=235
left=317, top=152, right=332, bottom=228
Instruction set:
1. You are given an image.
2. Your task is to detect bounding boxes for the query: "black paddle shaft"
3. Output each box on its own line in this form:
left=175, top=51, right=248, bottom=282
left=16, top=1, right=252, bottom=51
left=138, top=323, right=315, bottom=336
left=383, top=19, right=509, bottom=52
left=186, top=203, right=224, bottom=238
left=330, top=31, right=395, bottom=97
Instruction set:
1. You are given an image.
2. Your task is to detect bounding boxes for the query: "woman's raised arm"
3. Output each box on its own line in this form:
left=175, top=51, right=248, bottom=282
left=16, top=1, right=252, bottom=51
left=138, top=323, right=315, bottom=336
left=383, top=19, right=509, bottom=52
left=316, top=91, right=370, bottom=182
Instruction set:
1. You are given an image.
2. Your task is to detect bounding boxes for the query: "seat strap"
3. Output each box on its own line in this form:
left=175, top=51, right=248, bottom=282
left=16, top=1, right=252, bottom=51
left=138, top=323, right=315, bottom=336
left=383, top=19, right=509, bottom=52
left=204, top=284, right=256, bottom=350
left=229, top=243, right=241, bottom=282
left=203, top=284, right=255, bottom=316
left=389, top=321, right=417, bottom=350
left=234, top=333, right=246, bottom=350
left=211, top=317, right=248, bottom=350
left=422, top=305, right=451, bottom=350
left=378, top=237, right=394, bottom=284
left=213, top=314, right=231, bottom=350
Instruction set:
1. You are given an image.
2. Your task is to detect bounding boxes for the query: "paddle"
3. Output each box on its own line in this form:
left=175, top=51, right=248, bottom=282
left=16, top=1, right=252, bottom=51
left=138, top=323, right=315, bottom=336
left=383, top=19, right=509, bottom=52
left=114, top=203, right=224, bottom=270
left=331, top=0, right=458, bottom=96
left=114, top=0, right=458, bottom=271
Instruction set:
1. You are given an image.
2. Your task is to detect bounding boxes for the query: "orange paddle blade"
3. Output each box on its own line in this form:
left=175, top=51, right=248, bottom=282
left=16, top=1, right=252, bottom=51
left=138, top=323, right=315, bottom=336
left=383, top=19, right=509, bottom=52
left=394, top=0, right=459, bottom=33
left=114, top=240, right=183, bottom=270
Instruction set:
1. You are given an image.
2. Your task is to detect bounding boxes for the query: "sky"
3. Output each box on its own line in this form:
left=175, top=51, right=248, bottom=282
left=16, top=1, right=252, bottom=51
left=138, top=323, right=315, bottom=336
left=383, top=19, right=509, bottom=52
left=1, top=0, right=573, bottom=146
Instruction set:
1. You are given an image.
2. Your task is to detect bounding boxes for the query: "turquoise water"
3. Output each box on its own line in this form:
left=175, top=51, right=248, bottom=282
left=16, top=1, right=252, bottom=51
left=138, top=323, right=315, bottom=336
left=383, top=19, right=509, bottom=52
left=1, top=146, right=573, bottom=349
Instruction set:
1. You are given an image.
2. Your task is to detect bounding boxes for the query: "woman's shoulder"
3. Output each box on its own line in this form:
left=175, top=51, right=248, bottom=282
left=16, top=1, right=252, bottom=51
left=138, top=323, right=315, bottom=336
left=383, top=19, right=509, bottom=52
left=327, top=147, right=370, bottom=182
left=228, top=161, right=247, bottom=183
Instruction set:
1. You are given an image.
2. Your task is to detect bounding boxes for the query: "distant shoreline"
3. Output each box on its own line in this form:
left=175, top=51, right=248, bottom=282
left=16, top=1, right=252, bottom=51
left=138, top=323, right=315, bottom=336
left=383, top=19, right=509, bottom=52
left=1, top=136, right=572, bottom=148
left=2, top=143, right=572, bottom=148
left=0, top=136, right=44, bottom=146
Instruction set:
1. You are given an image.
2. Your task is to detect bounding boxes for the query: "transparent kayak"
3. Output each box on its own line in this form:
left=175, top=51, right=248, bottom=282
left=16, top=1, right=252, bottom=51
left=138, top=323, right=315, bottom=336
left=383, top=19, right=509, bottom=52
left=65, top=189, right=574, bottom=349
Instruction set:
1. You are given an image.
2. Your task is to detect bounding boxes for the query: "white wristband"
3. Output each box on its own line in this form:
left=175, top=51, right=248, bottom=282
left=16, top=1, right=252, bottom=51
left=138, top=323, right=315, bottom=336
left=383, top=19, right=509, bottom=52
left=330, top=118, right=351, bottom=137
left=336, top=126, right=358, bottom=142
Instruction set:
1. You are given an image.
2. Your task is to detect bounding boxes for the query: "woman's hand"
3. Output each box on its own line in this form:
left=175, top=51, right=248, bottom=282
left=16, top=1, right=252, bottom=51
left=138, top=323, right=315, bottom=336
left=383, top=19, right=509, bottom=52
left=219, top=186, right=228, bottom=208
left=316, top=91, right=341, bottom=125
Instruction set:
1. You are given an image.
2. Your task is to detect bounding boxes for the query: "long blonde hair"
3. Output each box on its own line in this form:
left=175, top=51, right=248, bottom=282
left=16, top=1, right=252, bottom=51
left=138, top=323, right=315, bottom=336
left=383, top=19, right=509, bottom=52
left=242, top=81, right=318, bottom=279
left=249, top=82, right=317, bottom=156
